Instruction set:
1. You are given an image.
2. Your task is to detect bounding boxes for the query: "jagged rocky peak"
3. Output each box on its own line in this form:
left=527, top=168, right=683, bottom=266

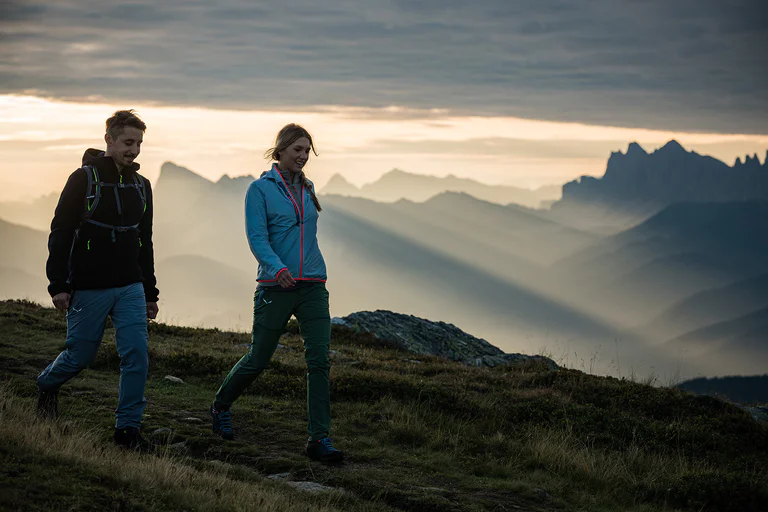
left=625, top=141, right=648, bottom=156
left=334, top=310, right=558, bottom=369
left=735, top=153, right=766, bottom=169
left=657, top=139, right=687, bottom=154
left=326, top=173, right=353, bottom=185
left=158, top=161, right=211, bottom=184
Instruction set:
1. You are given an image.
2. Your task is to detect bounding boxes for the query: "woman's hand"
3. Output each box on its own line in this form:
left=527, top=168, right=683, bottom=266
left=278, top=269, right=296, bottom=288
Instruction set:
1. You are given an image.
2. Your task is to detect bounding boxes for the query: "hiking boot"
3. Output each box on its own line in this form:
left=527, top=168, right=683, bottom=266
left=36, top=387, right=59, bottom=420
left=113, top=427, right=154, bottom=452
left=210, top=403, right=234, bottom=440
left=306, top=436, right=344, bottom=463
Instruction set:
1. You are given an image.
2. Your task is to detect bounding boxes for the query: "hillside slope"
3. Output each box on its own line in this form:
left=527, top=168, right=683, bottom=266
left=1, top=300, right=767, bottom=512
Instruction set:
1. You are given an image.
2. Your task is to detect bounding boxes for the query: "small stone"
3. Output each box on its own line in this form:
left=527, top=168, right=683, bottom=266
left=276, top=343, right=288, bottom=350
left=403, top=359, right=422, bottom=364
left=164, top=375, right=185, bottom=384
left=286, top=481, right=343, bottom=494
left=346, top=361, right=363, bottom=366
left=168, top=442, right=187, bottom=450
left=419, top=487, right=449, bottom=493
left=71, top=391, right=92, bottom=396
left=178, top=417, right=203, bottom=423
left=152, top=428, right=173, bottom=436
left=328, top=350, right=338, bottom=356
left=267, top=472, right=291, bottom=480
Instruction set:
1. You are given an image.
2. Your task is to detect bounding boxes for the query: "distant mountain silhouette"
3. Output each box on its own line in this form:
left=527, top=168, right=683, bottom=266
left=678, top=374, right=768, bottom=405
left=3, top=156, right=768, bottom=377
left=665, top=307, right=768, bottom=375
left=155, top=254, right=254, bottom=330
left=320, top=169, right=561, bottom=208
left=643, top=273, right=768, bottom=341
left=0, top=219, right=47, bottom=277
left=552, top=201, right=768, bottom=329
left=320, top=174, right=358, bottom=196
left=0, top=220, right=49, bottom=303
left=0, top=265, right=48, bottom=303
left=550, top=141, right=768, bottom=231
left=0, top=193, right=58, bottom=231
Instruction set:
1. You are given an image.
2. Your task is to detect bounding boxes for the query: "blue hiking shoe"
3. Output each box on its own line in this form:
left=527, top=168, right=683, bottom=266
left=210, top=403, right=234, bottom=440
left=306, top=436, right=344, bottom=463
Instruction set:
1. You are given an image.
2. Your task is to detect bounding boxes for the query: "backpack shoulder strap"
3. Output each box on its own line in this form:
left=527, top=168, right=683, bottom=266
left=81, top=165, right=101, bottom=221
left=133, top=173, right=147, bottom=213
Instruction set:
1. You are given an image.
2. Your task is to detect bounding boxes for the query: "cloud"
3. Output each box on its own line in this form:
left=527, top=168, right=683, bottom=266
left=1, top=0, right=767, bottom=133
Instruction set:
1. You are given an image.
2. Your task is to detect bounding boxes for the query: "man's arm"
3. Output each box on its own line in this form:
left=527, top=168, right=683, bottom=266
left=46, top=169, right=87, bottom=299
left=138, top=178, right=159, bottom=307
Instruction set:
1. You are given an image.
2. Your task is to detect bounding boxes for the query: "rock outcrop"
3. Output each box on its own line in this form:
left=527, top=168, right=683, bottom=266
left=335, top=310, right=557, bottom=370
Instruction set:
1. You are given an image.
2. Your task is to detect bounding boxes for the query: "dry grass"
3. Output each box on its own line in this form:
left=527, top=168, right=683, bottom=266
left=0, top=384, right=343, bottom=512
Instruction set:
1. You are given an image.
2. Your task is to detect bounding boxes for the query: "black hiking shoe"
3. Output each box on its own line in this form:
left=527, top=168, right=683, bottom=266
left=306, top=436, right=344, bottom=463
left=113, top=427, right=154, bottom=452
left=210, top=403, right=234, bottom=440
left=36, top=387, right=59, bottom=420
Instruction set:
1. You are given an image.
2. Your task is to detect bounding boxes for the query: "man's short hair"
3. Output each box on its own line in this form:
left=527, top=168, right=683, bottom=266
left=106, top=110, right=146, bottom=140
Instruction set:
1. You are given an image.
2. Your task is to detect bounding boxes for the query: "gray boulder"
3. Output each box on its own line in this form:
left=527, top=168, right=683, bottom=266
left=341, top=310, right=557, bottom=370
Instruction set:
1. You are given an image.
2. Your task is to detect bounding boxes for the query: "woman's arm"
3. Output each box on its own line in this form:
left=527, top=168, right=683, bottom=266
left=245, top=184, right=288, bottom=278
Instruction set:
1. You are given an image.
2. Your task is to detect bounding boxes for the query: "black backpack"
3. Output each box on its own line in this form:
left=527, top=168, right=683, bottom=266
left=69, top=165, right=147, bottom=257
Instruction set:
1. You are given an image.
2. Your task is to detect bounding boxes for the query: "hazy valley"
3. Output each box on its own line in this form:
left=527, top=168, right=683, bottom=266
left=2, top=141, right=767, bottom=380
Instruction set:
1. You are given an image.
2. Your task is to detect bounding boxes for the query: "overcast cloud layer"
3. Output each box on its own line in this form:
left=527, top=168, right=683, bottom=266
left=2, top=0, right=767, bottom=133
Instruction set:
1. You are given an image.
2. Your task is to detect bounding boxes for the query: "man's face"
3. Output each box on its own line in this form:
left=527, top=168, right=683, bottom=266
left=105, top=126, right=143, bottom=170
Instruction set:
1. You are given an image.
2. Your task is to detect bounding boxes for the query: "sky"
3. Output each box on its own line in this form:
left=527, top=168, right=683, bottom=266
left=1, top=0, right=767, bottom=201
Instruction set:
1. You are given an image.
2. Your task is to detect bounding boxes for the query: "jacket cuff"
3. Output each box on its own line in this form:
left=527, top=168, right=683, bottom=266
left=276, top=267, right=289, bottom=279
left=48, top=282, right=71, bottom=297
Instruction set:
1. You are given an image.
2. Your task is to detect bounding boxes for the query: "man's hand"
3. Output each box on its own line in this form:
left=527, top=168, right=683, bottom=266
left=52, top=292, right=71, bottom=311
left=146, top=302, right=159, bottom=320
left=277, top=269, right=296, bottom=288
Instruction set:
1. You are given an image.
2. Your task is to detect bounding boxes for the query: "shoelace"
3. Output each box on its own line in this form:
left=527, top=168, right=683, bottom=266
left=216, top=410, right=232, bottom=433
left=319, top=437, right=336, bottom=451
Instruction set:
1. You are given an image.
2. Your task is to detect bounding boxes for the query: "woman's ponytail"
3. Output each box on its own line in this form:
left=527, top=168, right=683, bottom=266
left=302, top=174, right=323, bottom=212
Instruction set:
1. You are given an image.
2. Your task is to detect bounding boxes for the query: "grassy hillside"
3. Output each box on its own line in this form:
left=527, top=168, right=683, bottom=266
left=1, top=300, right=767, bottom=512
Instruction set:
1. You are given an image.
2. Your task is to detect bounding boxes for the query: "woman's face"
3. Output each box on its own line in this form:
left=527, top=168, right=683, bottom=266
left=278, top=137, right=311, bottom=174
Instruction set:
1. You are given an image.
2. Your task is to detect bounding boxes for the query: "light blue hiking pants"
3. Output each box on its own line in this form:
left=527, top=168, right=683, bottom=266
left=37, top=283, right=149, bottom=429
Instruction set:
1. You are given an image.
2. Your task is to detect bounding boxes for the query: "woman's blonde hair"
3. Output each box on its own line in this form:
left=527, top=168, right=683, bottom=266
left=265, top=123, right=322, bottom=212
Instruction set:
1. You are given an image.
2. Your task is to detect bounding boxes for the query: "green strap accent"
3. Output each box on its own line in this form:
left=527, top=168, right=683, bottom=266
left=87, top=167, right=99, bottom=211
left=139, top=239, right=143, bottom=248
left=86, top=239, right=90, bottom=251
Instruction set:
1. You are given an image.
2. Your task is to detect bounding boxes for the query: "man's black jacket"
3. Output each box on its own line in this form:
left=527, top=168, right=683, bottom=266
left=46, top=149, right=159, bottom=302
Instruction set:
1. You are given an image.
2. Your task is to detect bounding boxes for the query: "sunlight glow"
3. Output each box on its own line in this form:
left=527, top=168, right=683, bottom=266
left=0, top=94, right=766, bottom=201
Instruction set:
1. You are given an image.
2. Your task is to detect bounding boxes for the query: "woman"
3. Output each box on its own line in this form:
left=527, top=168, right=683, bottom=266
left=210, top=124, right=342, bottom=463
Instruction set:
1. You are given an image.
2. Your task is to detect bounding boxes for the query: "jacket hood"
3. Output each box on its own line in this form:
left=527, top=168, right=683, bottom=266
left=81, top=148, right=141, bottom=173
left=82, top=148, right=105, bottom=165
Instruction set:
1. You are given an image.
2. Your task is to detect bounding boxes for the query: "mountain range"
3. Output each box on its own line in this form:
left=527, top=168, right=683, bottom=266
left=550, top=140, right=768, bottom=231
left=1, top=141, right=767, bottom=378
left=320, top=169, right=561, bottom=208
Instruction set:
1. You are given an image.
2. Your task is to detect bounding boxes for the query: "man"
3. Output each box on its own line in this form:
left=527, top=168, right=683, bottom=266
left=37, top=110, right=159, bottom=450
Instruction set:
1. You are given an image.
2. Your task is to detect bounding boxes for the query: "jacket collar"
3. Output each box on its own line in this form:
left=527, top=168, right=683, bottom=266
left=263, top=164, right=305, bottom=185
left=82, top=148, right=140, bottom=177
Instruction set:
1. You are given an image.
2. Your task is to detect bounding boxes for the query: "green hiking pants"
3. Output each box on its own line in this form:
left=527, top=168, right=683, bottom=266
left=215, top=283, right=332, bottom=441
